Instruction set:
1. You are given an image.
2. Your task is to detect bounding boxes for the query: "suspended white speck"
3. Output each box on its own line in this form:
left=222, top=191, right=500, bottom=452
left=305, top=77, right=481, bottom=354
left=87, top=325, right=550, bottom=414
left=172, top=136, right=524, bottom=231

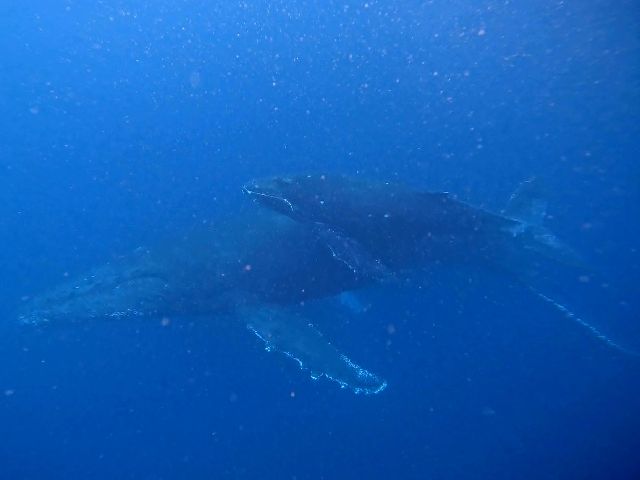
left=189, top=72, right=201, bottom=88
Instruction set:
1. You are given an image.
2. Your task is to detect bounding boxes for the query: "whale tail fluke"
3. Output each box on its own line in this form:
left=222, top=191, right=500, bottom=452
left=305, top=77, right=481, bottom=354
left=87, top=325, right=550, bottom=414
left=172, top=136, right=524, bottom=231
left=502, top=178, right=584, bottom=269
left=501, top=180, right=639, bottom=357
left=503, top=177, right=548, bottom=227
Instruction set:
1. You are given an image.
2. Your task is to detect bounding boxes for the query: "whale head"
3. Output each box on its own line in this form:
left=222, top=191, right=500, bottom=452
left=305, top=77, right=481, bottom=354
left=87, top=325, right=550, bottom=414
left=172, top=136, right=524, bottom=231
left=18, top=256, right=169, bottom=325
left=242, top=174, right=352, bottom=223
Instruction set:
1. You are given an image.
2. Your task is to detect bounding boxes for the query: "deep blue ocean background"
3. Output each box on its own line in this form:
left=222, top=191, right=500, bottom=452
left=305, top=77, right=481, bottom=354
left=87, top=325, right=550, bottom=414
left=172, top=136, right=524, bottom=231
left=1, top=1, right=639, bottom=479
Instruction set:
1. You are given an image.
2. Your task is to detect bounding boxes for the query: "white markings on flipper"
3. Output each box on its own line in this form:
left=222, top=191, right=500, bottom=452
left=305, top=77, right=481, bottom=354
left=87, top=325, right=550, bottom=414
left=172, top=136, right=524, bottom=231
left=242, top=187, right=295, bottom=212
left=243, top=306, right=387, bottom=395
left=530, top=287, right=639, bottom=357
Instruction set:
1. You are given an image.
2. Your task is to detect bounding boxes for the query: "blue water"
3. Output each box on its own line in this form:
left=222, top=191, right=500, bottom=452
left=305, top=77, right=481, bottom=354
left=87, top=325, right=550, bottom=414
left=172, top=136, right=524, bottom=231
left=1, top=1, right=639, bottom=479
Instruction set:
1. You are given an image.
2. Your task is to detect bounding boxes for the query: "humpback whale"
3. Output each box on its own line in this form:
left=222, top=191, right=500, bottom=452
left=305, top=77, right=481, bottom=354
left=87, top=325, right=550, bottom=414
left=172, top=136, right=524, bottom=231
left=244, top=174, right=637, bottom=356
left=243, top=175, right=581, bottom=279
left=19, top=207, right=387, bottom=394
left=20, top=175, right=636, bottom=396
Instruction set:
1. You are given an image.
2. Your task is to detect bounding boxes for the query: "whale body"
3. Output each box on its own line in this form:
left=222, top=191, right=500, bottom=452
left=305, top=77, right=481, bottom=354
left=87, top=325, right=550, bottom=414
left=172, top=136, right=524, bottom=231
left=19, top=207, right=387, bottom=394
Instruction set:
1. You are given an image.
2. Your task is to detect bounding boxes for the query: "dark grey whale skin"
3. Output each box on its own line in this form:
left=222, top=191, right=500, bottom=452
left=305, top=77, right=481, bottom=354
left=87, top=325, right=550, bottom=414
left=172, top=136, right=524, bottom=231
left=19, top=207, right=363, bottom=325
left=243, top=174, right=522, bottom=274
left=18, top=206, right=388, bottom=394
left=245, top=174, right=640, bottom=357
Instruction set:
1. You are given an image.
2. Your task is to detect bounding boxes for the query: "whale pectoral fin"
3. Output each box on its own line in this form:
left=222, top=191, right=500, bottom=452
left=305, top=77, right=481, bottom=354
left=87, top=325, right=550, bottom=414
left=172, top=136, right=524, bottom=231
left=529, top=287, right=639, bottom=357
left=239, top=305, right=387, bottom=394
left=313, top=224, right=389, bottom=281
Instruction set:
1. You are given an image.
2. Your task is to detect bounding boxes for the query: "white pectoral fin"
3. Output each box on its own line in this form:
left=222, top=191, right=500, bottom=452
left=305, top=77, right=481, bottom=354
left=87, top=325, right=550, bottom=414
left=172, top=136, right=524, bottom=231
left=530, top=287, right=639, bottom=357
left=313, top=224, right=390, bottom=281
left=240, top=305, right=387, bottom=394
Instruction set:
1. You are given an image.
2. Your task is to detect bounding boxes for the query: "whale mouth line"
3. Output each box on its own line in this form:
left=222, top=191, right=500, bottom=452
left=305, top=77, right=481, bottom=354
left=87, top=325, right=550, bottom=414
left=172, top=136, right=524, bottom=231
left=242, top=185, right=295, bottom=213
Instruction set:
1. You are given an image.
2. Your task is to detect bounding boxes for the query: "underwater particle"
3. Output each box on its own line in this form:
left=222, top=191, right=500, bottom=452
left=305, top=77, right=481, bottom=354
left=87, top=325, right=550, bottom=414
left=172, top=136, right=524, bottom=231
left=244, top=264, right=252, bottom=272
left=477, top=28, right=486, bottom=36
left=290, top=391, right=296, bottom=398
left=387, top=323, right=396, bottom=335
left=189, top=71, right=201, bottom=88
left=481, top=406, right=496, bottom=416
left=160, top=317, right=171, bottom=326
left=4, top=389, right=15, bottom=396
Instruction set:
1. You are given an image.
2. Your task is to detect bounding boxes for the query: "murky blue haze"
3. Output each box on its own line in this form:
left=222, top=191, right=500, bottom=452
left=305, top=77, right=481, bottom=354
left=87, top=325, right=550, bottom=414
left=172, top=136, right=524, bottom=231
left=1, top=1, right=639, bottom=479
